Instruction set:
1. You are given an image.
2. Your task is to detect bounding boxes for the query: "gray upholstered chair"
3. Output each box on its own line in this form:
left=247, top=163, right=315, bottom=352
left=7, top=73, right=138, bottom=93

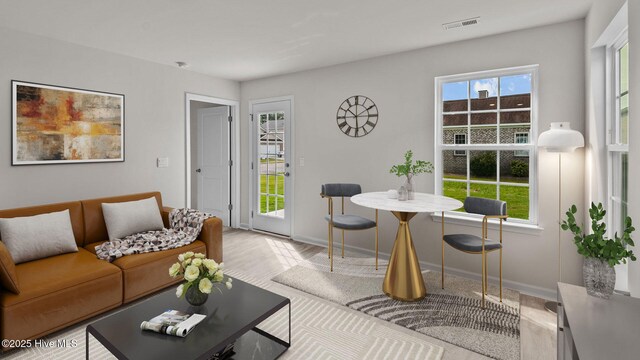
left=441, top=197, right=508, bottom=308
left=320, top=183, right=378, bottom=272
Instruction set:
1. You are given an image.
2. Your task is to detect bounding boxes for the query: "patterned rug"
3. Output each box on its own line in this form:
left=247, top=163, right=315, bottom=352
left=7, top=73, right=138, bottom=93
left=272, top=252, right=520, bottom=360
left=3, top=269, right=444, bottom=360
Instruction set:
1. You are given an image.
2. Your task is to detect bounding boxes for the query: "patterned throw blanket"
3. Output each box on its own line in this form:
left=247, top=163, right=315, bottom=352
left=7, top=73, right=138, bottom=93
left=95, top=208, right=213, bottom=262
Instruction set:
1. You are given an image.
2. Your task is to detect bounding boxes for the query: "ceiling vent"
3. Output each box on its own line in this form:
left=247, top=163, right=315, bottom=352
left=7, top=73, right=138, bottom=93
left=442, top=17, right=480, bottom=30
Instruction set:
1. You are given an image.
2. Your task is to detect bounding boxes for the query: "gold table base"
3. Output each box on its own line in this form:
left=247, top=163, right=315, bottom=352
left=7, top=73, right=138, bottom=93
left=382, top=211, right=426, bottom=301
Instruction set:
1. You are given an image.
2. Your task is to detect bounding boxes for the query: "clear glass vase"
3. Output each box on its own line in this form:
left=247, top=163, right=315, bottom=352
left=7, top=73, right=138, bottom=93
left=397, top=186, right=408, bottom=201
left=185, top=284, right=208, bottom=306
left=583, top=257, right=616, bottom=299
left=404, top=175, right=414, bottom=200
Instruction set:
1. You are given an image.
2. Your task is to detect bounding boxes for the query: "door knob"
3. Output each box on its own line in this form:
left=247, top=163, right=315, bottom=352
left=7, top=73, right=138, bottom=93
left=195, top=168, right=201, bottom=173
left=284, top=172, right=290, bottom=177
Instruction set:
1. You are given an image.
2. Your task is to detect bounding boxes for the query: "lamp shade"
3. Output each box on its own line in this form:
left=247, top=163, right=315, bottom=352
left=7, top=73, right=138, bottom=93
left=537, top=122, right=584, bottom=153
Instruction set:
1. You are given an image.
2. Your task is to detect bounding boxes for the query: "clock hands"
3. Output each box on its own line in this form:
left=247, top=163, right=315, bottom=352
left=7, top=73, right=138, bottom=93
left=356, top=105, right=376, bottom=117
left=337, top=96, right=377, bottom=137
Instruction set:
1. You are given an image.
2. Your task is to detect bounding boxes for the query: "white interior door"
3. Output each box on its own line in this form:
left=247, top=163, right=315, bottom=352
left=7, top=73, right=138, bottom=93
left=251, top=99, right=292, bottom=236
left=197, top=106, right=230, bottom=225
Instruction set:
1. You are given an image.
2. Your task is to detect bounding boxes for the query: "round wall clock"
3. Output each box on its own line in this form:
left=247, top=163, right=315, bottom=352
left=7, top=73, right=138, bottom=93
left=336, top=95, right=378, bottom=137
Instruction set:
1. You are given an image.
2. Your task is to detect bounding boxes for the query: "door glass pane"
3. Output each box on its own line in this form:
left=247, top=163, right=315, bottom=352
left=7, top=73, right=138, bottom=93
left=258, top=111, right=285, bottom=217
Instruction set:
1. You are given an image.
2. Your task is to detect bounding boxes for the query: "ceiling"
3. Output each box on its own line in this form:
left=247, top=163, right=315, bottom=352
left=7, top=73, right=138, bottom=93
left=0, top=0, right=593, bottom=81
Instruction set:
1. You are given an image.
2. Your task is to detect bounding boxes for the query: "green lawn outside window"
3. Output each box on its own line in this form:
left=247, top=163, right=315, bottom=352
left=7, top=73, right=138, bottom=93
left=443, top=177, right=529, bottom=220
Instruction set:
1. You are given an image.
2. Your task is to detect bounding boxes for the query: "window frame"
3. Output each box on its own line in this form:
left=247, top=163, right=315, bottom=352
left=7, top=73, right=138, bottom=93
left=434, top=65, right=539, bottom=225
left=606, top=31, right=629, bottom=242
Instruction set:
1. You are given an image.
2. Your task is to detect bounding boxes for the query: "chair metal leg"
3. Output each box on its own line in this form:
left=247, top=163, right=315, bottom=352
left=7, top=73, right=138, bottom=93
left=328, top=222, right=331, bottom=258
left=375, top=214, right=379, bottom=270
left=330, top=225, right=334, bottom=272
left=441, top=211, right=445, bottom=289
left=341, top=230, right=345, bottom=258
left=481, top=251, right=486, bottom=309
left=485, top=254, right=488, bottom=295
left=441, top=239, right=445, bottom=289
left=499, top=247, right=503, bottom=302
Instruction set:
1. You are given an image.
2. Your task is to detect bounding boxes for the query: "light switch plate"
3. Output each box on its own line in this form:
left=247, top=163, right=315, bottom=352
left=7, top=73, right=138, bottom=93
left=299, top=157, right=305, bottom=167
left=157, top=157, right=169, bottom=168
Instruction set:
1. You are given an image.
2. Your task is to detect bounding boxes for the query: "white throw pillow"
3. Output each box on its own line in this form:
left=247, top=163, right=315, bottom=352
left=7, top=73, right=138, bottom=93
left=0, top=209, right=78, bottom=264
left=102, top=197, right=164, bottom=240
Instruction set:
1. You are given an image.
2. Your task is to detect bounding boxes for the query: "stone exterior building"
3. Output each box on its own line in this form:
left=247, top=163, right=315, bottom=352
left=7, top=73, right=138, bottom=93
left=442, top=92, right=530, bottom=177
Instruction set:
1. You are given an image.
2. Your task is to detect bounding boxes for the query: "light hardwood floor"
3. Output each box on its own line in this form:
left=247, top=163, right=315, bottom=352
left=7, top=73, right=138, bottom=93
left=223, top=229, right=557, bottom=360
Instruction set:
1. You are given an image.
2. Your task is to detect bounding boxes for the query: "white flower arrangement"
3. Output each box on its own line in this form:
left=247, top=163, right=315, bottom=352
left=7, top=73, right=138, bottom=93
left=169, top=251, right=232, bottom=298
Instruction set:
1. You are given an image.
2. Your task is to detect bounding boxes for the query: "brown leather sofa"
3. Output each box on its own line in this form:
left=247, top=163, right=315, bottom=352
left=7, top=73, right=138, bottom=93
left=0, top=191, right=222, bottom=348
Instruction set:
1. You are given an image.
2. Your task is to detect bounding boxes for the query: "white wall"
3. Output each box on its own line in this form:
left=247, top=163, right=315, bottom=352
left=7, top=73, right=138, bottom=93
left=240, top=20, right=586, bottom=296
left=627, top=0, right=640, bottom=296
left=0, top=27, right=239, bottom=209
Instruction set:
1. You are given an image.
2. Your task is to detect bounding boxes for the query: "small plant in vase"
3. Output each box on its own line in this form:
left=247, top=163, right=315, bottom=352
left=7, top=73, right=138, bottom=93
left=389, top=150, right=433, bottom=200
left=169, top=251, right=233, bottom=306
left=562, top=202, right=636, bottom=299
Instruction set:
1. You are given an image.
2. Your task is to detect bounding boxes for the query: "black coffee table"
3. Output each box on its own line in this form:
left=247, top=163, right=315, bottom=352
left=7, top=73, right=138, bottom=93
left=86, top=277, right=290, bottom=359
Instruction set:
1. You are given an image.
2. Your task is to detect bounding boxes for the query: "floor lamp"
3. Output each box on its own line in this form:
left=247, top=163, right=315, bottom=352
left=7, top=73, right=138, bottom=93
left=537, top=122, right=584, bottom=313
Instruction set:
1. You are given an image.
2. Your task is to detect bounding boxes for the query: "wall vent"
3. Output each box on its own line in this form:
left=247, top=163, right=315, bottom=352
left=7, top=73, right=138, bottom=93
left=442, top=17, right=480, bottom=30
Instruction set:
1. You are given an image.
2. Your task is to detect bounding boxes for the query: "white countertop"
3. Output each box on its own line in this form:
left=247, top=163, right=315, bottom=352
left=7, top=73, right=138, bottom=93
left=351, top=192, right=463, bottom=213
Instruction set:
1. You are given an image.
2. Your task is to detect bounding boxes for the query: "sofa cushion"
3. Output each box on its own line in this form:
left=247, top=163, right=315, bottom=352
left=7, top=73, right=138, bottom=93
left=0, top=201, right=84, bottom=247
left=0, top=210, right=78, bottom=264
left=0, top=248, right=122, bottom=341
left=82, top=192, right=163, bottom=244
left=112, top=241, right=206, bottom=303
left=0, top=241, right=19, bottom=294
left=1, top=248, right=121, bottom=307
left=102, top=197, right=164, bottom=240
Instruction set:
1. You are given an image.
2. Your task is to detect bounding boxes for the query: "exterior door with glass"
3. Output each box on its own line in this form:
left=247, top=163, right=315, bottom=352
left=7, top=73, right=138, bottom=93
left=251, top=99, right=292, bottom=236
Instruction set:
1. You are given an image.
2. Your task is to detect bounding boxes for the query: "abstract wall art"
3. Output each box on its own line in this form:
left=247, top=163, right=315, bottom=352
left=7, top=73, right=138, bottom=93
left=11, top=81, right=124, bottom=165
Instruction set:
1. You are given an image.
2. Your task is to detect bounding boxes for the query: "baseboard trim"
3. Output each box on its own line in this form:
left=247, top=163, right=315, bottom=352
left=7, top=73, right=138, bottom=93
left=291, top=234, right=556, bottom=301
left=239, top=223, right=250, bottom=230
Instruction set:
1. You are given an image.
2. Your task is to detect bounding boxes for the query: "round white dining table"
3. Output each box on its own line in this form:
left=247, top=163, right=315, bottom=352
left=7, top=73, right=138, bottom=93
left=351, top=192, right=463, bottom=301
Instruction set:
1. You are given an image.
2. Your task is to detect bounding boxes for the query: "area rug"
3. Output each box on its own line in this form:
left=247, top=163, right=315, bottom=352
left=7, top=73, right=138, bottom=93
left=4, top=268, right=444, bottom=360
left=272, top=252, right=520, bottom=360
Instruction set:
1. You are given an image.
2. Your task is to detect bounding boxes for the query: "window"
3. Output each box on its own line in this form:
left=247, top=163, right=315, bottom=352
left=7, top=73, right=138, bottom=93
left=514, top=132, right=529, bottom=157
left=454, top=134, right=467, bottom=156
left=607, top=34, right=629, bottom=246
left=435, top=65, right=538, bottom=223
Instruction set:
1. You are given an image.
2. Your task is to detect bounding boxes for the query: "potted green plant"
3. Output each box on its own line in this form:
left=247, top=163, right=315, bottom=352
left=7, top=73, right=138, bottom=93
left=562, top=202, right=636, bottom=299
left=389, top=150, right=433, bottom=200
